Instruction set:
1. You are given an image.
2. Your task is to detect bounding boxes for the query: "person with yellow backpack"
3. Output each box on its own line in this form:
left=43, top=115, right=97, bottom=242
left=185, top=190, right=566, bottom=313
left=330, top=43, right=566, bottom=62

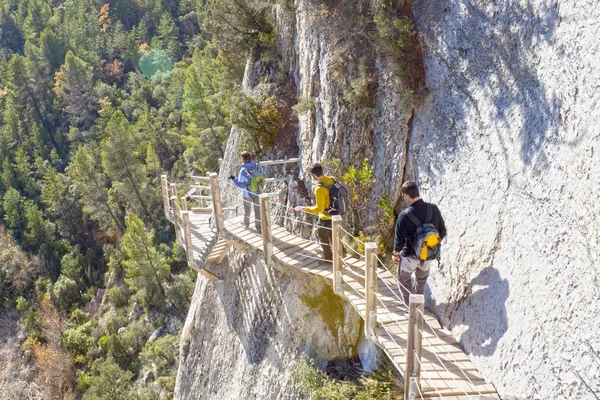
left=229, top=151, right=265, bottom=233
left=393, top=181, right=446, bottom=302
left=294, top=163, right=349, bottom=262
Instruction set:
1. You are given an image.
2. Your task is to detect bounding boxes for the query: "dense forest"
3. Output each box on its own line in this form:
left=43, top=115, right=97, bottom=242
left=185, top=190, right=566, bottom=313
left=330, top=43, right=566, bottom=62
left=0, top=0, right=282, bottom=398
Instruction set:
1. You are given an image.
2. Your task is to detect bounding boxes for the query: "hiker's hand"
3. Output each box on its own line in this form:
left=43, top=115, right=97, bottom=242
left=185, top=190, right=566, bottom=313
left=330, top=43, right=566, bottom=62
left=393, top=252, right=401, bottom=263
left=229, top=175, right=235, bottom=180
left=294, top=206, right=305, bottom=212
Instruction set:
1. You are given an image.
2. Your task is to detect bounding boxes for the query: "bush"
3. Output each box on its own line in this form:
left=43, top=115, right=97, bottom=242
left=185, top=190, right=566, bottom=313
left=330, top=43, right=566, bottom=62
left=52, top=275, right=81, bottom=312
left=233, top=94, right=282, bottom=155
left=63, top=321, right=93, bottom=357
left=108, top=285, right=131, bottom=308
left=292, top=357, right=400, bottom=400
left=292, top=96, right=316, bottom=115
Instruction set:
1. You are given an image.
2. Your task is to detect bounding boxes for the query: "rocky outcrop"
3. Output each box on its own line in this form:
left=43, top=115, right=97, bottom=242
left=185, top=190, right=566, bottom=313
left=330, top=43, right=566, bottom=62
left=410, top=0, right=600, bottom=398
left=174, top=249, right=361, bottom=399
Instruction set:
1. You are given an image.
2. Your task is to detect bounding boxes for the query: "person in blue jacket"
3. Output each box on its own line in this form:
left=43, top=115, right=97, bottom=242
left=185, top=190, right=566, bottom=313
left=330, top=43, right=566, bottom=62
left=229, top=151, right=263, bottom=233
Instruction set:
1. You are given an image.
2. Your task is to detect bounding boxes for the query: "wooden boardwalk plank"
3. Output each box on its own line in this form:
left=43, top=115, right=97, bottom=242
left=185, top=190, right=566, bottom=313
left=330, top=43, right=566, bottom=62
left=166, top=211, right=499, bottom=399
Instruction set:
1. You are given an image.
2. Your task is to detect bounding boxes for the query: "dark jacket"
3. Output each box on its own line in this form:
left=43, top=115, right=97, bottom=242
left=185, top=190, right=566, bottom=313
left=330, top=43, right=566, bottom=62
left=394, top=199, right=446, bottom=258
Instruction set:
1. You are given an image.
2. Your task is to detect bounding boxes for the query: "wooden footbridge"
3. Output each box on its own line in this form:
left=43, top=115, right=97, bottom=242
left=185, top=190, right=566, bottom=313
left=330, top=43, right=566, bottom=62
left=161, top=162, right=500, bottom=399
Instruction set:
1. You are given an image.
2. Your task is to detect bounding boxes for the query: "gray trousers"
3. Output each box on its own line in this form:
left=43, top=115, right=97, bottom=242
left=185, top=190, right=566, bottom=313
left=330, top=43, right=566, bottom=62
left=243, top=194, right=261, bottom=233
left=398, top=257, right=431, bottom=303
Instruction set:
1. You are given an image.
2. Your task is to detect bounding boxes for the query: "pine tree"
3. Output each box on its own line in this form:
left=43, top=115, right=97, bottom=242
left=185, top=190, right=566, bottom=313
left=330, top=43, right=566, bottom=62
left=70, top=144, right=125, bottom=235
left=41, top=168, right=84, bottom=242
left=100, top=110, right=159, bottom=231
left=54, top=51, right=97, bottom=130
left=39, top=28, right=67, bottom=71
left=121, top=214, right=169, bottom=307
left=182, top=46, right=237, bottom=171
left=23, top=0, right=51, bottom=41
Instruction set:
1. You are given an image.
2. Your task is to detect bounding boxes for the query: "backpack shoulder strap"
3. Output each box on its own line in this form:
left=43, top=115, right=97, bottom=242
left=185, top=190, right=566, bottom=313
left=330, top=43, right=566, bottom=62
left=405, top=208, right=422, bottom=228
left=425, top=204, right=432, bottom=224
left=318, top=182, right=333, bottom=189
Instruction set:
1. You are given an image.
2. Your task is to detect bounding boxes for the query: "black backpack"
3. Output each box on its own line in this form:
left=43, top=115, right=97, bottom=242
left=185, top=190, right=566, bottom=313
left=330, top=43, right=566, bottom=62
left=406, top=204, right=441, bottom=262
left=319, top=178, right=349, bottom=216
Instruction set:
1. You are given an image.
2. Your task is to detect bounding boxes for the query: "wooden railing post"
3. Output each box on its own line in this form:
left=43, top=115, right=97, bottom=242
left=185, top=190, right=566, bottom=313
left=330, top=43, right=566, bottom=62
left=182, top=210, right=193, bottom=265
left=404, top=294, right=425, bottom=400
left=161, top=175, right=170, bottom=219
left=181, top=196, right=188, bottom=212
left=209, top=173, right=223, bottom=233
left=364, top=242, right=378, bottom=340
left=259, top=194, right=272, bottom=265
left=332, top=216, right=343, bottom=296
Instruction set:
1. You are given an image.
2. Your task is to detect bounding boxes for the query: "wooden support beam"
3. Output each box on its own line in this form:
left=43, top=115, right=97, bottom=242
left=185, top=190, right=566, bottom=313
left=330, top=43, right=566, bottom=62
left=264, top=177, right=290, bottom=183
left=332, top=216, right=343, bottom=296
left=171, top=196, right=183, bottom=244
left=364, top=242, right=378, bottom=340
left=182, top=211, right=193, bottom=264
left=404, top=294, right=425, bottom=400
left=191, top=185, right=211, bottom=191
left=161, top=175, right=170, bottom=218
left=190, top=176, right=211, bottom=181
left=259, top=194, right=273, bottom=266
left=255, top=158, right=300, bottom=166
left=209, top=173, right=223, bottom=233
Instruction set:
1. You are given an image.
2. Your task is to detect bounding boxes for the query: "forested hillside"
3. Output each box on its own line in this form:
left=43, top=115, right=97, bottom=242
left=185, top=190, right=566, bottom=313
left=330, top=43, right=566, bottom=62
left=0, top=0, right=279, bottom=398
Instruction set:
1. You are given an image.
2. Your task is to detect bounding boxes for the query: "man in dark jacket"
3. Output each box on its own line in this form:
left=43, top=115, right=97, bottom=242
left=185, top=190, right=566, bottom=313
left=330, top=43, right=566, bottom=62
left=393, top=181, right=446, bottom=302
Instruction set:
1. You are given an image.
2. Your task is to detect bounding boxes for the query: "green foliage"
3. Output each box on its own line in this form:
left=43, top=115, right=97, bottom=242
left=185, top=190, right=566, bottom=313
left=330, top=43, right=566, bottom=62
left=204, top=0, right=275, bottom=63
left=108, top=285, right=131, bottom=308
left=233, top=93, right=282, bottom=156
left=51, top=274, right=81, bottom=312
left=140, top=334, right=179, bottom=376
left=121, top=214, right=169, bottom=308
left=63, top=321, right=93, bottom=357
left=377, top=195, right=395, bottom=225
left=342, top=159, right=376, bottom=230
left=182, top=45, right=238, bottom=172
left=371, top=0, right=424, bottom=103
left=292, top=357, right=399, bottom=400
left=343, top=57, right=376, bottom=109
left=292, top=96, right=316, bottom=115
left=139, top=49, right=174, bottom=82
left=83, top=357, right=133, bottom=400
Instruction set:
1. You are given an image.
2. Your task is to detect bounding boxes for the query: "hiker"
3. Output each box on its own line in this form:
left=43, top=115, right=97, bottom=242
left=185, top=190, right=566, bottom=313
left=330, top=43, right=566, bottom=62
left=294, top=163, right=335, bottom=262
left=229, top=151, right=264, bottom=233
left=393, top=181, right=446, bottom=302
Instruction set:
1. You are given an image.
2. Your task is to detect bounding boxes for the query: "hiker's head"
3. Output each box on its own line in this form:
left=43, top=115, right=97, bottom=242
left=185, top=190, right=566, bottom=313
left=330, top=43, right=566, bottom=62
left=309, top=163, right=324, bottom=180
left=240, top=151, right=252, bottom=163
left=401, top=181, right=420, bottom=201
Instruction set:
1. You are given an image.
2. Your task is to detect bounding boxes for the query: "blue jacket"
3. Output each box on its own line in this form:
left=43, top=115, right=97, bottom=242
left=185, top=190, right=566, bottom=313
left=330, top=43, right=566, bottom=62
left=233, top=161, right=260, bottom=198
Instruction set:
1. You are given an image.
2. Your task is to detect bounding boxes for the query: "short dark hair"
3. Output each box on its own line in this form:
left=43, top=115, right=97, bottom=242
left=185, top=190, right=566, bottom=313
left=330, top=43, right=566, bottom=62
left=309, top=163, right=324, bottom=177
left=240, top=151, right=252, bottom=162
left=401, top=181, right=419, bottom=199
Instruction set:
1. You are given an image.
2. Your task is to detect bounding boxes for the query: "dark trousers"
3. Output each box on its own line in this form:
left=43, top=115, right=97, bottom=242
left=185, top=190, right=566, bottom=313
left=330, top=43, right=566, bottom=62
left=243, top=194, right=261, bottom=233
left=317, top=219, right=332, bottom=261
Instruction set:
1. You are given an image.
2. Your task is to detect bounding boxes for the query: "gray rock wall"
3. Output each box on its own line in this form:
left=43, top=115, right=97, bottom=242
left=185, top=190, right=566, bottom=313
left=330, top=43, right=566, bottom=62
left=411, top=0, right=600, bottom=398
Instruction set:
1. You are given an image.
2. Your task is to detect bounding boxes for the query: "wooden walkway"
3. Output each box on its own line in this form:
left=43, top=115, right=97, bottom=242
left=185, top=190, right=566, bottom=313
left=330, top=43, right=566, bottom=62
left=161, top=173, right=500, bottom=399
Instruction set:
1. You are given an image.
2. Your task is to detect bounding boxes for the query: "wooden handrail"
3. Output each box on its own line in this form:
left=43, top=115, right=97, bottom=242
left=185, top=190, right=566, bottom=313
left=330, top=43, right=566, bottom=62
left=364, top=242, right=378, bottom=340
left=332, top=216, right=343, bottom=296
left=404, top=294, right=424, bottom=399
left=161, top=175, right=170, bottom=218
left=209, top=173, right=223, bottom=233
left=259, top=194, right=272, bottom=266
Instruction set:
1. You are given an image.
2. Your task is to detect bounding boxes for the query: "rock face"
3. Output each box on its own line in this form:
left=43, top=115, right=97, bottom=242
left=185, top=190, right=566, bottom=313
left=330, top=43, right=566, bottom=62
left=175, top=0, right=600, bottom=399
left=410, top=1, right=600, bottom=398
left=174, top=251, right=361, bottom=399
